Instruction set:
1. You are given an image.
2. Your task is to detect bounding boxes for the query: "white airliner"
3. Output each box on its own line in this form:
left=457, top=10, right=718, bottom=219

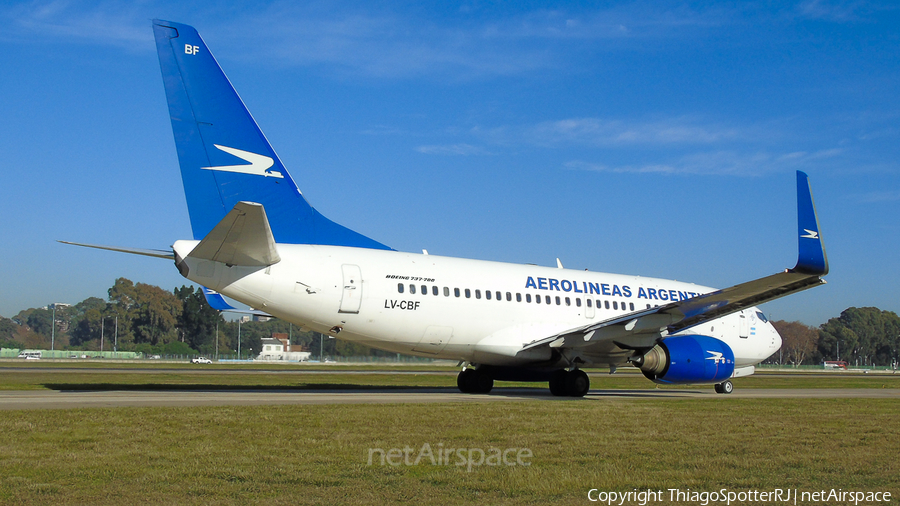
left=63, top=20, right=829, bottom=396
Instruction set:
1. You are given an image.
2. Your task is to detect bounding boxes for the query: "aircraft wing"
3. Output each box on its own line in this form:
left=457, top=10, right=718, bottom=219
left=522, top=171, right=828, bottom=354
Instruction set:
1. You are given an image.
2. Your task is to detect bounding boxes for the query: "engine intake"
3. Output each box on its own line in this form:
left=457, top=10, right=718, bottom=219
left=631, top=335, right=735, bottom=385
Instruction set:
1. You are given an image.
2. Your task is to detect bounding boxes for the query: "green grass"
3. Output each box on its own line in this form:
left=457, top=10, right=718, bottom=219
left=1, top=365, right=898, bottom=504
left=0, top=400, right=897, bottom=505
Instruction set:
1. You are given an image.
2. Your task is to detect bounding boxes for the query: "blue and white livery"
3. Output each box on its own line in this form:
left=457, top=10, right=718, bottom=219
left=65, top=20, right=830, bottom=396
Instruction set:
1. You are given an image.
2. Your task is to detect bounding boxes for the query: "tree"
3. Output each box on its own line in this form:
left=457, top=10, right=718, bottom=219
left=174, top=286, right=223, bottom=353
left=68, top=297, right=108, bottom=347
left=773, top=320, right=819, bottom=366
left=108, top=278, right=138, bottom=348
left=818, top=308, right=900, bottom=366
left=131, top=283, right=182, bottom=345
left=0, top=317, right=20, bottom=348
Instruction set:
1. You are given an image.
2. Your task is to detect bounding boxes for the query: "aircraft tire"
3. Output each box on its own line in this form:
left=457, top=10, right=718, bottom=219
left=565, top=370, right=590, bottom=397
left=457, top=369, right=475, bottom=393
left=715, top=380, right=733, bottom=394
left=458, top=368, right=493, bottom=394
left=472, top=369, right=494, bottom=394
left=548, top=370, right=568, bottom=396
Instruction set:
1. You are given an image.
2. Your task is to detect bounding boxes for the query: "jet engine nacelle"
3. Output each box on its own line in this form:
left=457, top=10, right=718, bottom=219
left=632, top=335, right=735, bottom=385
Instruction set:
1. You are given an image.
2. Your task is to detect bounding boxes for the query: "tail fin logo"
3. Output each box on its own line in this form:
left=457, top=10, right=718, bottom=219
left=202, top=145, right=283, bottom=178
left=801, top=229, right=819, bottom=240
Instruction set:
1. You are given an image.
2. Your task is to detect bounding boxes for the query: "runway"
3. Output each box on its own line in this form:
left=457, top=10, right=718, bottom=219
left=0, top=387, right=896, bottom=410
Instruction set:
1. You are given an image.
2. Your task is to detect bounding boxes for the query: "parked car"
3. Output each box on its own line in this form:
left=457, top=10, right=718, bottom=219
left=191, top=357, right=212, bottom=364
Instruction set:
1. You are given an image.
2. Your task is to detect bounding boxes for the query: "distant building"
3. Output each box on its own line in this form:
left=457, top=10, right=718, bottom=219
left=256, top=335, right=311, bottom=362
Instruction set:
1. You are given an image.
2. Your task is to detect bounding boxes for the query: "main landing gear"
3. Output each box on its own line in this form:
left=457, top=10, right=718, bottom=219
left=549, top=369, right=590, bottom=398
left=714, top=380, right=734, bottom=394
left=457, top=368, right=493, bottom=394
left=455, top=366, right=591, bottom=397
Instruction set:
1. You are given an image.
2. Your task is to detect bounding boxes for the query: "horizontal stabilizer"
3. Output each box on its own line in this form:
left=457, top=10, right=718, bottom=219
left=201, top=287, right=272, bottom=316
left=58, top=241, right=174, bottom=260
left=187, top=201, right=281, bottom=267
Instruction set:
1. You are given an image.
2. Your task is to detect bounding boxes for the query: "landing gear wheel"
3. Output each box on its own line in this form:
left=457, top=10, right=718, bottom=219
left=715, top=380, right=733, bottom=394
left=565, top=370, right=590, bottom=397
left=457, top=369, right=475, bottom=393
left=457, top=368, right=493, bottom=394
left=548, top=370, right=568, bottom=396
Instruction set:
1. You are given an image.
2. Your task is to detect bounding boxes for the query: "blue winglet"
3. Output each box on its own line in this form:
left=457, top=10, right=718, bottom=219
left=792, top=171, right=829, bottom=275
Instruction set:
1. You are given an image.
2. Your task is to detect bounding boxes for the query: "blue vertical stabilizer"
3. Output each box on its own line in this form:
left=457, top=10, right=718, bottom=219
left=152, top=19, right=391, bottom=250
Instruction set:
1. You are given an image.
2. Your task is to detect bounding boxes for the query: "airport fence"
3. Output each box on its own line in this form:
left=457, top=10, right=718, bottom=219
left=1, top=348, right=142, bottom=360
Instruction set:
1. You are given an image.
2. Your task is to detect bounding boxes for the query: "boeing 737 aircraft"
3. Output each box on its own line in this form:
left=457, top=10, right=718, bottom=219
left=64, top=20, right=829, bottom=397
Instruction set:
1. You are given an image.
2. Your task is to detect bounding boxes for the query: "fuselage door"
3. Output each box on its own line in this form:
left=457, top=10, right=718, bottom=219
left=585, top=298, right=595, bottom=319
left=339, top=264, right=363, bottom=314
left=739, top=312, right=750, bottom=338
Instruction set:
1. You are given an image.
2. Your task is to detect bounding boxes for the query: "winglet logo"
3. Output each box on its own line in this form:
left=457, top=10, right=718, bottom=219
left=202, top=145, right=283, bottom=178
left=706, top=351, right=725, bottom=365
left=801, top=229, right=819, bottom=240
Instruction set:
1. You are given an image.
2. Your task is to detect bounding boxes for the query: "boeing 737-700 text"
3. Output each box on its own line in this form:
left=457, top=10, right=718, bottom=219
left=63, top=20, right=829, bottom=397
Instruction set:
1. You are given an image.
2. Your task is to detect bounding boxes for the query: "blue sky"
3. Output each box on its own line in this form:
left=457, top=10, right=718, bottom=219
left=1, top=1, right=898, bottom=325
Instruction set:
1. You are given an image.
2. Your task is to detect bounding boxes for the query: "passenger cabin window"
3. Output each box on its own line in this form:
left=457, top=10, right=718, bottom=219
left=465, top=289, right=471, bottom=298
left=516, top=293, right=522, bottom=302
left=421, top=285, right=427, bottom=295
left=443, top=287, right=450, bottom=296
left=613, top=301, right=618, bottom=310
left=398, top=283, right=404, bottom=293
left=555, top=296, right=561, bottom=305
left=545, top=295, right=551, bottom=304
left=432, top=286, right=439, bottom=296
left=565, top=297, right=571, bottom=306
left=604, top=301, right=610, bottom=309
left=526, top=294, right=532, bottom=303
left=410, top=284, right=416, bottom=294
left=629, top=302, right=635, bottom=311
left=485, top=290, right=491, bottom=300
left=503, top=292, right=509, bottom=301
left=586, top=299, right=592, bottom=308
left=475, top=290, right=481, bottom=299
left=455, top=288, right=461, bottom=297
left=576, top=298, right=582, bottom=307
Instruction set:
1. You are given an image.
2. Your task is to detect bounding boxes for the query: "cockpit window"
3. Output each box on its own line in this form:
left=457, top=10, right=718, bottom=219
left=756, top=311, right=768, bottom=323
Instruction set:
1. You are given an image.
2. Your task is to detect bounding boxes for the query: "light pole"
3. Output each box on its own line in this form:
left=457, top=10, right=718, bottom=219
left=113, top=315, right=118, bottom=353
left=50, top=304, right=56, bottom=351
left=101, top=316, right=105, bottom=352
left=215, top=321, right=219, bottom=360
left=237, top=319, right=242, bottom=359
